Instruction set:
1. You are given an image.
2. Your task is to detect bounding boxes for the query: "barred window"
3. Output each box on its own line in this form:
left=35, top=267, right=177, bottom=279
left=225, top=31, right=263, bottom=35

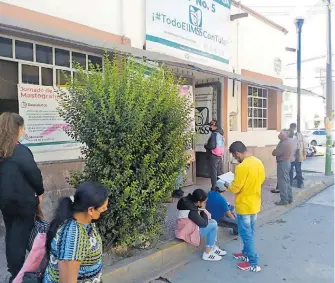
left=0, top=35, right=103, bottom=113
left=248, top=86, right=268, bottom=129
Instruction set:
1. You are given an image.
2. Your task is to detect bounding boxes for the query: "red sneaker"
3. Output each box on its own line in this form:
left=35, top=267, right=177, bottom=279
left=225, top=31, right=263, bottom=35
left=233, top=252, right=249, bottom=262
left=237, top=262, right=261, bottom=272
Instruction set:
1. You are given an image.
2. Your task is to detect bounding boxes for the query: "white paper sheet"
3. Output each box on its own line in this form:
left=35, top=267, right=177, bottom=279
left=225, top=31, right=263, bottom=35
left=218, top=171, right=235, bottom=185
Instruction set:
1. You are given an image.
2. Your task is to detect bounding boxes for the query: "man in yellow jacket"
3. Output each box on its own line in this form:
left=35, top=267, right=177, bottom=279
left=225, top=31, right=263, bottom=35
left=224, top=141, right=265, bottom=273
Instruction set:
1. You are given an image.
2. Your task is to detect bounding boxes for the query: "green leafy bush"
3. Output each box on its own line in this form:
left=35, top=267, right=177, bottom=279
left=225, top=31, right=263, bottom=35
left=58, top=55, right=193, bottom=248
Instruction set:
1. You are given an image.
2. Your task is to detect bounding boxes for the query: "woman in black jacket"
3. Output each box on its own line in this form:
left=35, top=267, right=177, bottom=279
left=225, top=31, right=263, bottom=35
left=176, top=189, right=226, bottom=261
left=0, top=112, right=44, bottom=282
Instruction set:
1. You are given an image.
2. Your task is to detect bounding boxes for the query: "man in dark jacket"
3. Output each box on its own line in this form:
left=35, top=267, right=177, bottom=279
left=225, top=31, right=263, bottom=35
left=204, top=120, right=225, bottom=190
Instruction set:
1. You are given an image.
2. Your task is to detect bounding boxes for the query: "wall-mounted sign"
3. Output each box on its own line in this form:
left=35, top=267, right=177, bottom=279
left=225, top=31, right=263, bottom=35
left=18, top=84, right=80, bottom=151
left=195, top=86, right=214, bottom=152
left=179, top=85, right=195, bottom=135
left=146, top=0, right=231, bottom=70
left=179, top=85, right=196, bottom=162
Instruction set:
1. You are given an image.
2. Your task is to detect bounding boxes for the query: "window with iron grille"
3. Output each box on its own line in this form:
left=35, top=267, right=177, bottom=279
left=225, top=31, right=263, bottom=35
left=247, top=86, right=268, bottom=129
left=0, top=35, right=104, bottom=114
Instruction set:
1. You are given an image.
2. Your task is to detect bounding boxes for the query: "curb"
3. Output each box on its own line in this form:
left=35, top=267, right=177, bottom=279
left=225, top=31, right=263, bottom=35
left=256, top=179, right=334, bottom=228
left=103, top=241, right=197, bottom=283
left=102, top=179, right=334, bottom=283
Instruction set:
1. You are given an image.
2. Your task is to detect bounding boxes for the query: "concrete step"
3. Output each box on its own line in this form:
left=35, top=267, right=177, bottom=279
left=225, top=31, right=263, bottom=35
left=101, top=176, right=334, bottom=283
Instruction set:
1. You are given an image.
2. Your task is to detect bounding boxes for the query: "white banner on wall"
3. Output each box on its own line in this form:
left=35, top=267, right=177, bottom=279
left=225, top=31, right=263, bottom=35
left=179, top=85, right=195, bottom=134
left=179, top=85, right=196, bottom=161
left=18, top=84, right=80, bottom=151
left=146, top=0, right=231, bottom=70
left=195, top=86, right=214, bottom=152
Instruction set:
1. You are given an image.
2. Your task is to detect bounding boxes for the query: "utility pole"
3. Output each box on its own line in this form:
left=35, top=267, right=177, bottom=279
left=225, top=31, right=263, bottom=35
left=295, top=18, right=304, bottom=132
left=325, top=0, right=333, bottom=175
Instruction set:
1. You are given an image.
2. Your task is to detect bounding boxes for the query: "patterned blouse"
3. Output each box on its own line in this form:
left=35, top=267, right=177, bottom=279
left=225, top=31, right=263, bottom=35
left=43, top=219, right=103, bottom=283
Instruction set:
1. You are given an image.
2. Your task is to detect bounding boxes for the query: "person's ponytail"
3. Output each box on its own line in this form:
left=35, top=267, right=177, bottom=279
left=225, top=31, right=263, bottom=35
left=45, top=181, right=108, bottom=252
left=46, top=197, right=73, bottom=252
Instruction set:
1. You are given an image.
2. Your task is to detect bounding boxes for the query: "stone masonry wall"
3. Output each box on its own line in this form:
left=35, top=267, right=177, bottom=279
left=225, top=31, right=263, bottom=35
left=0, top=160, right=85, bottom=233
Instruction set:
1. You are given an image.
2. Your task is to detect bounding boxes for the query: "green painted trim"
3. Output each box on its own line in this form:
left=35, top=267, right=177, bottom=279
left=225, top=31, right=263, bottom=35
left=213, top=0, right=231, bottom=9
left=146, top=35, right=229, bottom=64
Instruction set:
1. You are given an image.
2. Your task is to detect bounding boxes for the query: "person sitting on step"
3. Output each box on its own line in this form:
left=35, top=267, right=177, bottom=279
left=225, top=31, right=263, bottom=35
left=206, top=184, right=238, bottom=235
left=175, top=189, right=226, bottom=261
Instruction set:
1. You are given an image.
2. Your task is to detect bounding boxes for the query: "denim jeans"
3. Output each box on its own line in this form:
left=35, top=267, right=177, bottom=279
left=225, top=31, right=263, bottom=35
left=175, top=174, right=183, bottom=190
left=200, top=219, right=218, bottom=248
left=220, top=204, right=237, bottom=225
left=236, top=214, right=259, bottom=266
left=290, top=161, right=303, bottom=187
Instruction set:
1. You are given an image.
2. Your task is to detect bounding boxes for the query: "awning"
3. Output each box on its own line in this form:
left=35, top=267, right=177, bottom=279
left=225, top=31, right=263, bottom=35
left=0, top=22, right=310, bottom=95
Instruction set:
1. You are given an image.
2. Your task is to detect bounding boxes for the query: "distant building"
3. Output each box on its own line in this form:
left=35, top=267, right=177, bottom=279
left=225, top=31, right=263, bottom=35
left=282, top=90, right=325, bottom=130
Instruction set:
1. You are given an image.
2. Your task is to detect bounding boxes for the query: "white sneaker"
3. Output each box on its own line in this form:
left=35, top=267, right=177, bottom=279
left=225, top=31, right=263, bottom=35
left=214, top=245, right=227, bottom=256
left=202, top=251, right=222, bottom=261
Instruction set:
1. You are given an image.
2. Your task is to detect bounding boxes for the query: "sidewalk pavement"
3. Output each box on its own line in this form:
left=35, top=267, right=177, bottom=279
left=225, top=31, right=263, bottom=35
left=162, top=171, right=334, bottom=242
left=0, top=172, right=333, bottom=283
left=103, top=172, right=334, bottom=283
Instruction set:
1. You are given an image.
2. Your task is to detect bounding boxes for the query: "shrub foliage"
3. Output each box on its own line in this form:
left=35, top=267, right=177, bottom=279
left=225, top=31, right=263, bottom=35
left=58, top=55, right=193, bottom=247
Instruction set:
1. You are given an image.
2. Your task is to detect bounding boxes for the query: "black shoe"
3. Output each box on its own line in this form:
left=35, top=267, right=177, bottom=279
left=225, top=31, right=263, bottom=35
left=172, top=189, right=184, bottom=198
left=275, top=201, right=288, bottom=206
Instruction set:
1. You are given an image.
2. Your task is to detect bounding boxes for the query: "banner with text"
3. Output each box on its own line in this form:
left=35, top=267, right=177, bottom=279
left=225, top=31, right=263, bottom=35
left=18, top=84, right=80, bottom=151
left=179, top=85, right=195, bottom=161
left=146, top=0, right=231, bottom=70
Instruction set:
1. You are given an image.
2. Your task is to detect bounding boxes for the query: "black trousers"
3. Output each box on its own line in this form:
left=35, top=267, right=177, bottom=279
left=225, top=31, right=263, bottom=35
left=209, top=154, right=222, bottom=189
left=2, top=210, right=34, bottom=279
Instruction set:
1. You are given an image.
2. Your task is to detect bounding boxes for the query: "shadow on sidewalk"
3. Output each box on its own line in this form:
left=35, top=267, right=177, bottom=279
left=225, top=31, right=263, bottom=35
left=0, top=173, right=332, bottom=282
left=162, top=172, right=331, bottom=242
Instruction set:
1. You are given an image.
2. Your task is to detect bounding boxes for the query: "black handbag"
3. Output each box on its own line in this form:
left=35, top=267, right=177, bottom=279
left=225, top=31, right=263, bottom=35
left=28, top=218, right=49, bottom=251
left=22, top=256, right=48, bottom=283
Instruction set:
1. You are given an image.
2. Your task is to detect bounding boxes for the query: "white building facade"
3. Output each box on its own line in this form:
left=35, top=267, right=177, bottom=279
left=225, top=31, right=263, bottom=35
left=0, top=0, right=289, bottom=184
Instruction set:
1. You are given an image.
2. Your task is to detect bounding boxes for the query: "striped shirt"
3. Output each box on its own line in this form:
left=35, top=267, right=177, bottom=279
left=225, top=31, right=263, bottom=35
left=43, top=219, right=103, bottom=283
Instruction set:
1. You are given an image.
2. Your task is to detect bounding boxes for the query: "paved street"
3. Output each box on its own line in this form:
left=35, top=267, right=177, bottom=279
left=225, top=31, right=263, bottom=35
left=303, top=154, right=334, bottom=173
left=157, top=186, right=334, bottom=283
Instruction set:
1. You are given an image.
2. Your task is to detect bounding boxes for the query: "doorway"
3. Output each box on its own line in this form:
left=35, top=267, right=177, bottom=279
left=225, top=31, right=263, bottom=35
left=194, top=82, right=222, bottom=178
